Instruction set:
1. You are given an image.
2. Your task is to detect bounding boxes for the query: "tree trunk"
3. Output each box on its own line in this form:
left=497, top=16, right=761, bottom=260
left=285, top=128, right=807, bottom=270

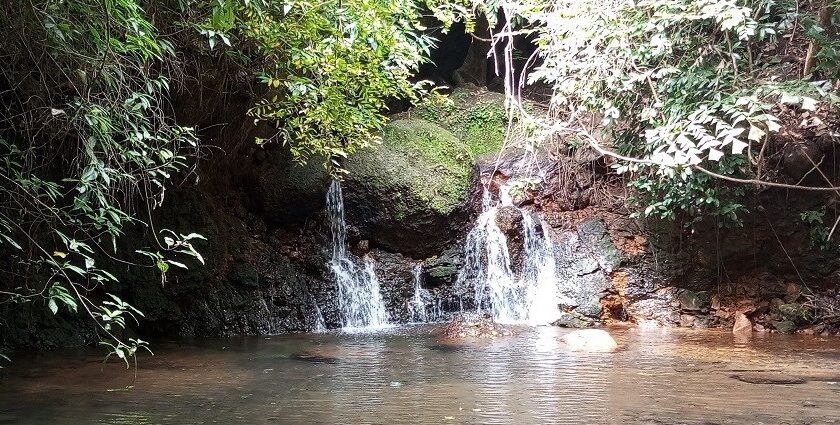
left=803, top=2, right=836, bottom=77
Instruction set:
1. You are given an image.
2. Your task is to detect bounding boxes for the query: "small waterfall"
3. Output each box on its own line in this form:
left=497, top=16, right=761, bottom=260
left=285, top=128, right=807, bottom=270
left=521, top=214, right=563, bottom=324
left=326, top=180, right=389, bottom=329
left=456, top=187, right=563, bottom=324
left=313, top=304, right=327, bottom=333
left=408, top=264, right=438, bottom=323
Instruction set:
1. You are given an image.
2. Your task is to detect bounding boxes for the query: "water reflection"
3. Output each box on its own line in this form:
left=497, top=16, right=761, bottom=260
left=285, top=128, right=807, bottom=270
left=2, top=327, right=840, bottom=424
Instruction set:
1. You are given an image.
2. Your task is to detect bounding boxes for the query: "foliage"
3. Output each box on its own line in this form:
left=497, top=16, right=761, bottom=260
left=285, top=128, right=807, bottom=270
left=197, top=0, right=435, bottom=171
left=0, top=0, right=208, bottom=361
left=429, top=0, right=839, bottom=225
left=0, top=0, right=435, bottom=361
left=800, top=208, right=835, bottom=251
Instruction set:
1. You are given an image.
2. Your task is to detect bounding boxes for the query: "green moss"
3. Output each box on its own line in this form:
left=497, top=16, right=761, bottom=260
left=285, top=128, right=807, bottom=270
left=410, top=87, right=507, bottom=157
left=345, top=119, right=473, bottom=216
left=392, top=192, right=408, bottom=221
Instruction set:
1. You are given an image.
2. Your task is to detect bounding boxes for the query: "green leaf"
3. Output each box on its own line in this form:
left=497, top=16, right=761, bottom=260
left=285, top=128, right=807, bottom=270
left=156, top=260, right=169, bottom=273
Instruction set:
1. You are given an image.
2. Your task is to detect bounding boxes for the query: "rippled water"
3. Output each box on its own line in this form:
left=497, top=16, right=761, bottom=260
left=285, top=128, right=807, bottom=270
left=3, top=327, right=840, bottom=424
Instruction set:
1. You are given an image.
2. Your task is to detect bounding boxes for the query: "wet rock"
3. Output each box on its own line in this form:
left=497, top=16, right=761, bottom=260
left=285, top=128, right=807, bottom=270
left=736, top=301, right=759, bottom=315
left=773, top=320, right=797, bottom=334
left=710, top=294, right=721, bottom=310
left=577, top=218, right=622, bottom=273
left=625, top=287, right=681, bottom=326
left=733, top=312, right=753, bottom=335
left=495, top=206, right=525, bottom=271
left=228, top=262, right=259, bottom=288
left=438, top=314, right=514, bottom=339
left=753, top=300, right=771, bottom=317
left=552, top=230, right=611, bottom=318
left=552, top=311, right=595, bottom=328
left=424, top=246, right=462, bottom=286
left=367, top=250, right=417, bottom=323
left=560, top=329, right=618, bottom=352
left=680, top=314, right=696, bottom=327
left=678, top=290, right=710, bottom=312
left=356, top=240, right=370, bottom=253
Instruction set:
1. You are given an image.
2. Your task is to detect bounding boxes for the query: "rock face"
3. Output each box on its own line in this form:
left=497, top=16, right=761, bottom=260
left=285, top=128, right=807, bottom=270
left=560, top=329, right=618, bottom=352
left=249, top=149, right=330, bottom=228
left=552, top=220, right=618, bottom=318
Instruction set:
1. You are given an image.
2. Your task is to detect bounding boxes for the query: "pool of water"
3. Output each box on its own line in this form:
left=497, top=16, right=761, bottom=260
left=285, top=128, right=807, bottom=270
left=3, top=326, right=840, bottom=424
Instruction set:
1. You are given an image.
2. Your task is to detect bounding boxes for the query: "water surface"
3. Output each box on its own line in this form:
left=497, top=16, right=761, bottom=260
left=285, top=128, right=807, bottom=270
left=2, top=326, right=840, bottom=424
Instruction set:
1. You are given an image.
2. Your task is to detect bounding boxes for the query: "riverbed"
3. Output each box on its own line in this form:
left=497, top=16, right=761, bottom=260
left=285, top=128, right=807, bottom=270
left=2, top=326, right=840, bottom=424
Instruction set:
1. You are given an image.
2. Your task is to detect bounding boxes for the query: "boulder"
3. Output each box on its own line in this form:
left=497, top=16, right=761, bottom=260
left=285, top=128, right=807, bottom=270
left=552, top=311, right=595, bottom=328
left=772, top=320, right=797, bottom=334
left=560, top=329, right=618, bottom=352
left=438, top=314, right=514, bottom=339
left=343, top=119, right=476, bottom=256
left=732, top=312, right=753, bottom=335
left=678, top=290, right=710, bottom=312
left=409, top=86, right=508, bottom=157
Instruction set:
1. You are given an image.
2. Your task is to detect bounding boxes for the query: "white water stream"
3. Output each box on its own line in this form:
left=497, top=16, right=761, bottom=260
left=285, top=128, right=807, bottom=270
left=456, top=186, right=565, bottom=324
left=326, top=180, right=389, bottom=329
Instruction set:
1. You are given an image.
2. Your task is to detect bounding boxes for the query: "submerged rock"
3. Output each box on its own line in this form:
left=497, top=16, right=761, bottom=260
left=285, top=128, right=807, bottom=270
left=438, top=314, right=514, bottom=339
left=552, top=311, right=595, bottom=328
left=560, top=329, right=618, bottom=352
left=772, top=320, right=797, bottom=334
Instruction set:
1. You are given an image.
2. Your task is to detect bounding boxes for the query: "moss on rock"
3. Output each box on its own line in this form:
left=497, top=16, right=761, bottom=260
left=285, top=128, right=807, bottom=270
left=409, top=87, right=508, bottom=157
left=346, top=118, right=473, bottom=216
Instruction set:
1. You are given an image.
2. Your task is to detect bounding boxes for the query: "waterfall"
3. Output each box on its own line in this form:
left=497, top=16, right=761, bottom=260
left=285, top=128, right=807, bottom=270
left=408, top=264, right=440, bottom=323
left=521, top=214, right=562, bottom=324
left=456, top=187, right=564, bottom=324
left=313, top=304, right=327, bottom=333
left=326, top=180, right=389, bottom=329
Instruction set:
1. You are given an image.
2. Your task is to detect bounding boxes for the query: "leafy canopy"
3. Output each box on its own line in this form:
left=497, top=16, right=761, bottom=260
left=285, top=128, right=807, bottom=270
left=198, top=0, right=435, bottom=170
left=428, top=0, right=839, bottom=224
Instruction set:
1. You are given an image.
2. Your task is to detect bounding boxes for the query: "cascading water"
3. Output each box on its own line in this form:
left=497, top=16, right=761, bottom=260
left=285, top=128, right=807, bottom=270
left=326, top=180, right=389, bottom=329
left=408, top=264, right=440, bottom=323
left=521, top=213, right=563, bottom=324
left=313, top=304, right=327, bottom=333
left=456, top=187, right=565, bottom=324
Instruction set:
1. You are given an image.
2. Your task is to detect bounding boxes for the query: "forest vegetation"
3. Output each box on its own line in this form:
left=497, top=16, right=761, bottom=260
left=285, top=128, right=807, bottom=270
left=0, top=0, right=838, bottom=364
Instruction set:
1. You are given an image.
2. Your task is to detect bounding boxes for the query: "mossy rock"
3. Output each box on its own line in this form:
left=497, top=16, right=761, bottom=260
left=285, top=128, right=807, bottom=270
left=343, top=119, right=476, bottom=255
left=253, top=148, right=330, bottom=227
left=777, top=302, right=812, bottom=325
left=408, top=87, right=508, bottom=157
